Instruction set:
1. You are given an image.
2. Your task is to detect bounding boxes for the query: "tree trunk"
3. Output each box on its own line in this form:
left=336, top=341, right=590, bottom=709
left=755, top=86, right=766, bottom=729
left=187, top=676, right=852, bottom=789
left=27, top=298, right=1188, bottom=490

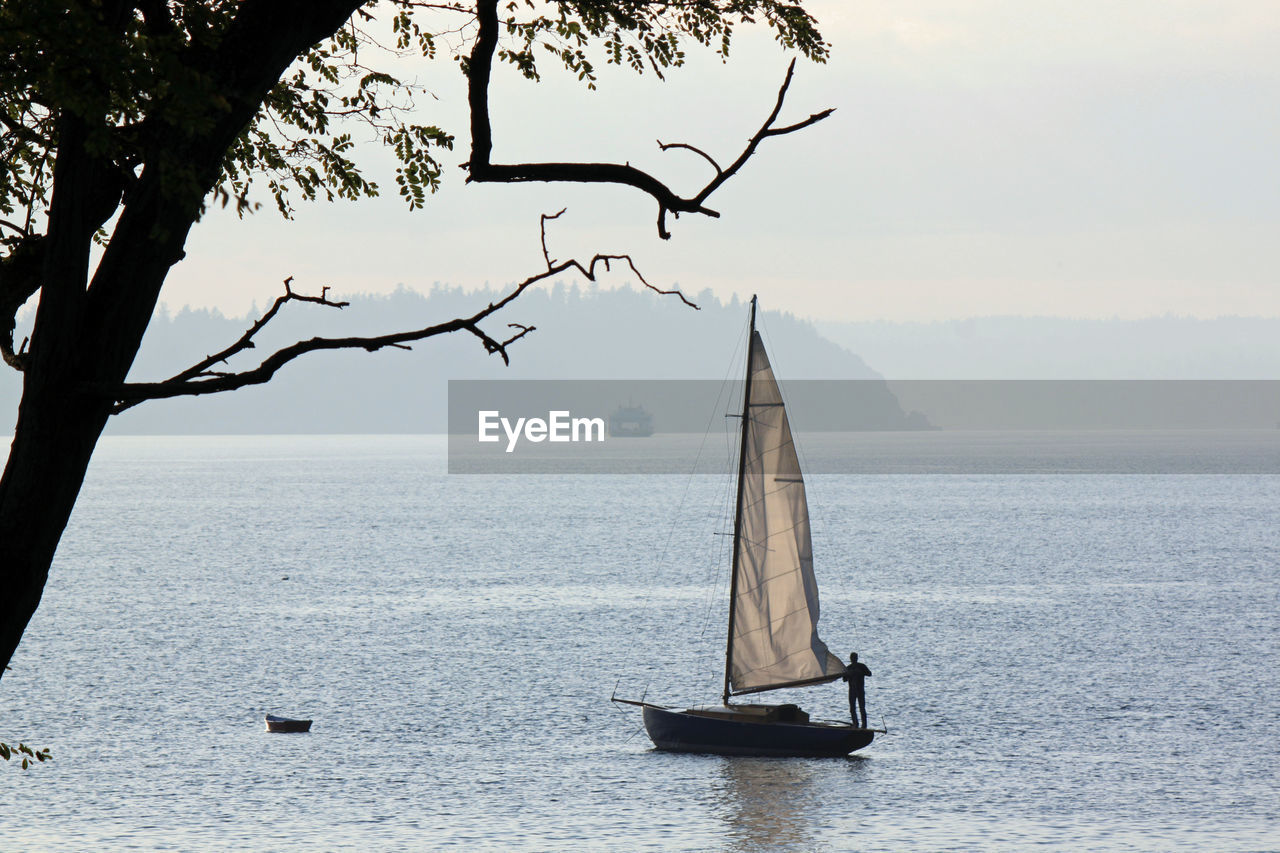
left=0, top=106, right=112, bottom=677
left=0, top=0, right=371, bottom=678
left=0, top=379, right=111, bottom=676
left=0, top=183, right=198, bottom=677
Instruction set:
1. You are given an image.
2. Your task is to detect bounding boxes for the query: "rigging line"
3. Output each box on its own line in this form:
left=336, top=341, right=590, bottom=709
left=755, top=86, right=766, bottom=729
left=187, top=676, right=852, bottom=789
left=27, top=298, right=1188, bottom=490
left=697, top=342, right=747, bottom=645
left=611, top=683, right=650, bottom=744
left=699, top=435, right=739, bottom=698
left=645, top=312, right=747, bottom=630
left=695, top=307, right=754, bottom=697
left=700, top=321, right=748, bottom=589
left=634, top=310, right=743, bottom=697
left=705, top=461, right=737, bottom=614
left=696, top=322, right=746, bottom=600
left=690, top=428, right=736, bottom=697
left=613, top=317, right=748, bottom=701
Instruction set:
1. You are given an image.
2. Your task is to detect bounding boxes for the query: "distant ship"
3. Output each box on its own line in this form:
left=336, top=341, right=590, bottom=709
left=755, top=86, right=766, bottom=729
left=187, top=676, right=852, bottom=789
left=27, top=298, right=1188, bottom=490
left=609, top=403, right=654, bottom=437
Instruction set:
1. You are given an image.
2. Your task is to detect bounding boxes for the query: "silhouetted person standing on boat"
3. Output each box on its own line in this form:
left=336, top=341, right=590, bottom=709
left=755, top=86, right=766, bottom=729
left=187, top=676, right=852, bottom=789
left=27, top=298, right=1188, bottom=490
left=843, top=652, right=872, bottom=728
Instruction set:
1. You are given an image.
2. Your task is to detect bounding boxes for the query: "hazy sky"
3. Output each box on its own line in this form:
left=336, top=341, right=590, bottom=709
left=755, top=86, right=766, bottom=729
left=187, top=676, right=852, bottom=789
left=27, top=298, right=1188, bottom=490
left=161, top=1, right=1280, bottom=322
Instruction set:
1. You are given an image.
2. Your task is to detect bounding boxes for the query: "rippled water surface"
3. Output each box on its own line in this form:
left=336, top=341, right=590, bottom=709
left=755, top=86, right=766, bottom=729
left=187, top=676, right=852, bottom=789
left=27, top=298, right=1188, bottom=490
left=2, top=435, right=1278, bottom=850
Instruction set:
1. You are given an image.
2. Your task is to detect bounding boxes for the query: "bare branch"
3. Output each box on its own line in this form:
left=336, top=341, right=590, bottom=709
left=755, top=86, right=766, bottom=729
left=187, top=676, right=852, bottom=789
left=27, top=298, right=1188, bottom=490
left=100, top=268, right=542, bottom=408
left=535, top=208, right=698, bottom=308
left=100, top=212, right=699, bottom=409
left=691, top=59, right=834, bottom=208
left=461, top=320, right=534, bottom=366
left=540, top=208, right=566, bottom=268
left=465, top=1, right=832, bottom=239
left=657, top=140, right=722, bottom=177
left=147, top=276, right=349, bottom=395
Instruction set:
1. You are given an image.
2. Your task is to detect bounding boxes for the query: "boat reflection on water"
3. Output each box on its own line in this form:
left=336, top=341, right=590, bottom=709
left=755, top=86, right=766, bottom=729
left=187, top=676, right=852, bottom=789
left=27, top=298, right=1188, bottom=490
left=713, top=759, right=819, bottom=851
left=712, top=756, right=875, bottom=849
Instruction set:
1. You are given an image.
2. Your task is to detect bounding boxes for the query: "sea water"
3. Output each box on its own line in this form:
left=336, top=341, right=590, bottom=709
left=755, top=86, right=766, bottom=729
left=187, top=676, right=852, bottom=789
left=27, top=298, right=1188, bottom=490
left=1, top=435, right=1277, bottom=851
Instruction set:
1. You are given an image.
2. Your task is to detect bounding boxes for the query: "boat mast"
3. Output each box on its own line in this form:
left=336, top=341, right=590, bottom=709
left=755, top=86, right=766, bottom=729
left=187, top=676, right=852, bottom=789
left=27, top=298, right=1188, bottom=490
left=723, top=295, right=758, bottom=706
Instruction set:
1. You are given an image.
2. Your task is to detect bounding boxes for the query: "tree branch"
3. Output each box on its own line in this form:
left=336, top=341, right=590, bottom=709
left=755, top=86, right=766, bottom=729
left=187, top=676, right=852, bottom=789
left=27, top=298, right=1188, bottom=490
left=0, top=219, right=30, bottom=238
left=164, top=275, right=350, bottom=387
left=686, top=59, right=834, bottom=209
left=0, top=235, right=45, bottom=371
left=540, top=208, right=566, bottom=267
left=99, top=214, right=697, bottom=411
left=656, top=140, right=723, bottom=177
left=465, top=1, right=832, bottom=239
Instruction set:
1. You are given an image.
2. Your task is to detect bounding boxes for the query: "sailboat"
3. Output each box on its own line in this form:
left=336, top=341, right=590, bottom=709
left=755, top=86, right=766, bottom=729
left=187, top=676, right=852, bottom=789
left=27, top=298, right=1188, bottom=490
left=613, top=296, right=880, bottom=757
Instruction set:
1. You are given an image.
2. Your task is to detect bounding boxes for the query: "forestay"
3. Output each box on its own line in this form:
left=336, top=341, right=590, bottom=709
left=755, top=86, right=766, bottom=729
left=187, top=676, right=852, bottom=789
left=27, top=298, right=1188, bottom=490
left=728, top=331, right=844, bottom=695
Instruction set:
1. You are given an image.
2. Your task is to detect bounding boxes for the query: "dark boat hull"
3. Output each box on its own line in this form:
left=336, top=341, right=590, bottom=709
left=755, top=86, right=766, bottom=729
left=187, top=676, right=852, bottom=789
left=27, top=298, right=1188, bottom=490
left=642, top=706, right=873, bottom=757
left=265, top=715, right=312, bottom=733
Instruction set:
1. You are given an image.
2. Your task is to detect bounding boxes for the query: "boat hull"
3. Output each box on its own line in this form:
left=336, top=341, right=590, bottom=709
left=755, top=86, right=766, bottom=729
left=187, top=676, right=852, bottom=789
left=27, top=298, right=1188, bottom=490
left=265, top=715, right=312, bottom=733
left=642, top=706, right=873, bottom=757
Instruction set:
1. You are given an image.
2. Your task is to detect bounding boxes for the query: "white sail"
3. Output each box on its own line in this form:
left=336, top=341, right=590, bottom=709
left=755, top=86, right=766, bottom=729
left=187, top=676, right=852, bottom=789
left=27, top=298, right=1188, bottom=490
left=728, top=330, right=844, bottom=694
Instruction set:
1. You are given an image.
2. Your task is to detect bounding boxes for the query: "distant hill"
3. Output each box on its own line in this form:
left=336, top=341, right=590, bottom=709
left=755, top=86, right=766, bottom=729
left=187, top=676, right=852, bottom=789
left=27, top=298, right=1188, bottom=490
left=10, top=295, right=1279, bottom=436
left=2, top=285, right=883, bottom=435
left=818, top=316, right=1280, bottom=379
